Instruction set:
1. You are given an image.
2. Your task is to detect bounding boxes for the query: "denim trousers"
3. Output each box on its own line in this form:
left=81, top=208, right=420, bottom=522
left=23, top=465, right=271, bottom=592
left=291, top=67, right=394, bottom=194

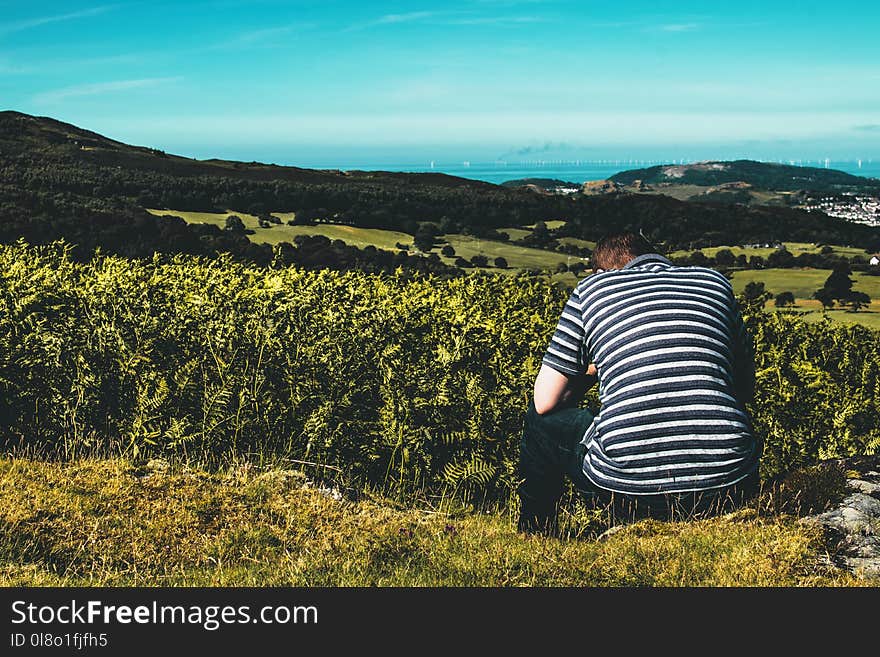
left=517, top=400, right=759, bottom=533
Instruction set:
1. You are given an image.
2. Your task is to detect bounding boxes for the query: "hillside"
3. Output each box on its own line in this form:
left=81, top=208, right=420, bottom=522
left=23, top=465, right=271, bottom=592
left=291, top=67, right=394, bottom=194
left=0, top=110, right=494, bottom=191
left=2, top=111, right=880, bottom=265
left=609, top=159, right=880, bottom=193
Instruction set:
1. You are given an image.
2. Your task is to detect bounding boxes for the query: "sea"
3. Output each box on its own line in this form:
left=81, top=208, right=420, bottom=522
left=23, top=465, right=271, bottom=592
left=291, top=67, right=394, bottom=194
left=300, top=159, right=880, bottom=187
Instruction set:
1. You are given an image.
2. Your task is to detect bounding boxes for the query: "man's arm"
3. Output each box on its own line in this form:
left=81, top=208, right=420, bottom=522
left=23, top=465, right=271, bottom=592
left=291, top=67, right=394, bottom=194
left=731, top=304, right=756, bottom=404
left=533, top=363, right=597, bottom=415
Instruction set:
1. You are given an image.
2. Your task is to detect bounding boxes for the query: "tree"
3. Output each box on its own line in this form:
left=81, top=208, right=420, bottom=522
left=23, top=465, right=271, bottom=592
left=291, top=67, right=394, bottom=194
left=714, top=249, right=735, bottom=266
left=742, top=281, right=771, bottom=307
left=688, top=251, right=710, bottom=266
left=225, top=215, right=246, bottom=233
left=531, top=221, right=549, bottom=243
left=812, top=288, right=835, bottom=312
left=470, top=254, right=489, bottom=267
left=844, top=291, right=871, bottom=312
left=413, top=231, right=434, bottom=252
left=441, top=245, right=455, bottom=257
left=493, top=256, right=508, bottom=269
left=823, top=262, right=855, bottom=301
left=774, top=291, right=795, bottom=308
left=555, top=262, right=568, bottom=273
left=766, top=248, right=795, bottom=268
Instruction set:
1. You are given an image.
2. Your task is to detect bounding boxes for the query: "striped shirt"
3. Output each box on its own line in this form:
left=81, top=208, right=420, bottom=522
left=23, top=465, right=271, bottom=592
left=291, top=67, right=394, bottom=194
left=542, top=253, right=759, bottom=495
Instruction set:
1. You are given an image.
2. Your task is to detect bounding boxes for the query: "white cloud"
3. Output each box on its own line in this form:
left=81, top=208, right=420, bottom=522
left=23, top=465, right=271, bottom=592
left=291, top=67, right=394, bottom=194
left=33, top=77, right=183, bottom=104
left=0, top=5, right=121, bottom=36
left=657, top=23, right=701, bottom=32
left=445, top=16, right=550, bottom=25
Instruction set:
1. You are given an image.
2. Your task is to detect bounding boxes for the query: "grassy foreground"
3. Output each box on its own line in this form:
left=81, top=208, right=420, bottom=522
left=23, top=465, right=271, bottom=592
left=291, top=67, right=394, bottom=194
left=0, top=457, right=862, bottom=587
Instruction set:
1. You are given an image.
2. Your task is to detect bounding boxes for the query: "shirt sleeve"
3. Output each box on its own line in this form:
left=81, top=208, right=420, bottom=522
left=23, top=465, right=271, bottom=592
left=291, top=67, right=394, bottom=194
left=541, top=290, right=589, bottom=376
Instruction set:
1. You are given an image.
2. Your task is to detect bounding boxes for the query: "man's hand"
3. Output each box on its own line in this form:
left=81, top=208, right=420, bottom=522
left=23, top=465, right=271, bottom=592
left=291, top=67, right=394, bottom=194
left=533, top=363, right=597, bottom=415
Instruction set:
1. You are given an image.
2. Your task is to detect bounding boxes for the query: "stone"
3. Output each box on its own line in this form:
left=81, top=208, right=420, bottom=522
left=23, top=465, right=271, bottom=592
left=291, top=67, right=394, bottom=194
left=801, top=455, right=880, bottom=580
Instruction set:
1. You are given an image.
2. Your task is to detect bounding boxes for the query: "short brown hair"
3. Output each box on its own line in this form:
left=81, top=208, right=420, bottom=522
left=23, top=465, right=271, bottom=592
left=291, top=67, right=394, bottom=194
left=591, top=232, right=655, bottom=271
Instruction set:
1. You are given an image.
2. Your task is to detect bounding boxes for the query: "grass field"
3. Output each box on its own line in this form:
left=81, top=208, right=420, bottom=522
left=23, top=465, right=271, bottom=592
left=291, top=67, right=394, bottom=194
left=147, top=209, right=415, bottom=249
left=438, top=234, right=576, bottom=271
left=730, top=268, right=880, bottom=329
left=669, top=242, right=870, bottom=260
left=148, top=209, right=880, bottom=329
left=729, top=268, right=880, bottom=299
left=0, top=457, right=862, bottom=586
left=557, top=236, right=597, bottom=249
left=149, top=208, right=577, bottom=272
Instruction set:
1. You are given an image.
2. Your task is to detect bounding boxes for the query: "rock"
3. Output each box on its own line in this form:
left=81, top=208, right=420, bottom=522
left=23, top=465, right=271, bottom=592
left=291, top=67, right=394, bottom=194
left=800, top=456, right=880, bottom=580
left=581, top=179, right=623, bottom=195
left=849, top=479, right=880, bottom=497
left=597, top=524, right=626, bottom=541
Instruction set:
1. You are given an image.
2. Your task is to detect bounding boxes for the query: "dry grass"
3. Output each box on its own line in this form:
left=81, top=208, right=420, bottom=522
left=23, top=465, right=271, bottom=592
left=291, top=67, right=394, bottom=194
left=0, top=457, right=863, bottom=587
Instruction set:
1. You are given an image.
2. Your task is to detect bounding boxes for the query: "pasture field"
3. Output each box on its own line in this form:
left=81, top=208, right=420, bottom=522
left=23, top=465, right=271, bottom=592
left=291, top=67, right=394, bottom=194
left=147, top=209, right=414, bottom=250
left=148, top=209, right=880, bottom=329
left=729, top=268, right=880, bottom=300
left=149, top=208, right=575, bottom=272
left=438, top=234, right=575, bottom=271
left=669, top=242, right=870, bottom=260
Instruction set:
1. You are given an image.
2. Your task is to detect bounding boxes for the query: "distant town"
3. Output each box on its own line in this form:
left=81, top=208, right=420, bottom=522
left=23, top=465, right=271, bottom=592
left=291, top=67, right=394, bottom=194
left=803, top=193, right=880, bottom=226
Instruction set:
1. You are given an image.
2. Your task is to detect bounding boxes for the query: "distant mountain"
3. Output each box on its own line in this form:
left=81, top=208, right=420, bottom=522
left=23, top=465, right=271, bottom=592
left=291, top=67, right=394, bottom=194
left=609, top=159, right=880, bottom=193
left=0, top=110, right=495, bottom=191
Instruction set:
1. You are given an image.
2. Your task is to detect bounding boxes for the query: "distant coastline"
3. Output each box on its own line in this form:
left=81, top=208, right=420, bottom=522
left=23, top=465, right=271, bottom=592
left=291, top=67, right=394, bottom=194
left=275, top=160, right=880, bottom=186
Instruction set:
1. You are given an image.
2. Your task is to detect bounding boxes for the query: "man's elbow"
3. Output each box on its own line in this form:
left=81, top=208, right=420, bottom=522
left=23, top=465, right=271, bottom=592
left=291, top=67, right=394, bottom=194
left=533, top=396, right=555, bottom=416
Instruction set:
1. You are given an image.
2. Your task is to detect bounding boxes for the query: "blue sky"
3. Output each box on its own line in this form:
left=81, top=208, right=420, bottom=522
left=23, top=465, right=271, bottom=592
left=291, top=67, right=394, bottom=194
left=2, top=0, right=879, bottom=165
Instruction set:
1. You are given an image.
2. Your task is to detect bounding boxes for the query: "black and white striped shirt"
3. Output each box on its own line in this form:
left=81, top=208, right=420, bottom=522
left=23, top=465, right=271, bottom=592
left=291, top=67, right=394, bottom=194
left=542, top=253, right=759, bottom=495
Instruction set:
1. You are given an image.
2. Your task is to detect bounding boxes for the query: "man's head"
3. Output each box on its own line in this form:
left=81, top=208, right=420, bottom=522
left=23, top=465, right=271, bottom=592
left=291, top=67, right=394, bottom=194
left=591, top=231, right=656, bottom=272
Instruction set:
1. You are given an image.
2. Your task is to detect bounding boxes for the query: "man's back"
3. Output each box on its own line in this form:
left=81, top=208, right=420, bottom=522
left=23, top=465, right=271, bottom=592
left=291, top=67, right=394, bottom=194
left=543, top=253, right=759, bottom=496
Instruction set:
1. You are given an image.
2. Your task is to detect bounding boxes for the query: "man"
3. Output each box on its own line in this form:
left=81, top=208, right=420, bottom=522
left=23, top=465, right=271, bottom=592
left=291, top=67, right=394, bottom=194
left=518, top=232, right=759, bottom=535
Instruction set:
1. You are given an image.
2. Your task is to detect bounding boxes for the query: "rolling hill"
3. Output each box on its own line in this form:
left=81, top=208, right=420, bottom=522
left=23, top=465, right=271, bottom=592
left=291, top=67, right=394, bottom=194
left=609, top=159, right=880, bottom=193
left=2, top=111, right=880, bottom=268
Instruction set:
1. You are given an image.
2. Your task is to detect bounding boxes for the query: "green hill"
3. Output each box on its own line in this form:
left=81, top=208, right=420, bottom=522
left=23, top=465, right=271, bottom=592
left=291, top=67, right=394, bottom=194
left=2, top=111, right=880, bottom=264
left=609, top=159, right=880, bottom=193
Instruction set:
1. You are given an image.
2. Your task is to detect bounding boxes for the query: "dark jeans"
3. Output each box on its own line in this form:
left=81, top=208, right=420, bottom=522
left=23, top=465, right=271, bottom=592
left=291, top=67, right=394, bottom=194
left=517, top=400, right=759, bottom=534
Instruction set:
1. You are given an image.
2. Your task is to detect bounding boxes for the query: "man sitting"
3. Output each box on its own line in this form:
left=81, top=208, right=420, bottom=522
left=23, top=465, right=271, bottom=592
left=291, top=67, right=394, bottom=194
left=518, top=232, right=760, bottom=535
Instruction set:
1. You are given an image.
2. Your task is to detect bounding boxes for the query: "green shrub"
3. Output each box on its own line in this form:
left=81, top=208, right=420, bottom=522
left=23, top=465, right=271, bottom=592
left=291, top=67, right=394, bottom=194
left=0, top=241, right=877, bottom=503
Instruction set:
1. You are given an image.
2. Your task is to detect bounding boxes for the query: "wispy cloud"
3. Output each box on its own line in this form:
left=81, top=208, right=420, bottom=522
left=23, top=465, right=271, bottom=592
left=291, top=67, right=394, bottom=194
left=226, top=23, right=315, bottom=46
left=343, top=11, right=447, bottom=32
left=0, top=4, right=121, bottom=36
left=853, top=124, right=880, bottom=132
left=346, top=10, right=549, bottom=31
left=657, top=23, right=701, bottom=32
left=235, top=26, right=295, bottom=43
left=446, top=16, right=550, bottom=25
left=33, top=77, right=182, bottom=104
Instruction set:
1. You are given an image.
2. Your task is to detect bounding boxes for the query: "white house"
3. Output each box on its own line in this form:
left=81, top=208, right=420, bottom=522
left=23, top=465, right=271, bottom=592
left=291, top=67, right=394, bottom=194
left=871, top=254, right=880, bottom=267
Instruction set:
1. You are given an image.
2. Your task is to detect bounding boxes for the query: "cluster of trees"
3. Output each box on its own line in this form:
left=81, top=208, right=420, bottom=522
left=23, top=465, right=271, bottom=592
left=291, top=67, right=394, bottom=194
left=0, top=185, right=459, bottom=276
left=741, top=264, right=873, bottom=314
left=812, top=263, right=872, bottom=312
left=673, top=245, right=878, bottom=272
